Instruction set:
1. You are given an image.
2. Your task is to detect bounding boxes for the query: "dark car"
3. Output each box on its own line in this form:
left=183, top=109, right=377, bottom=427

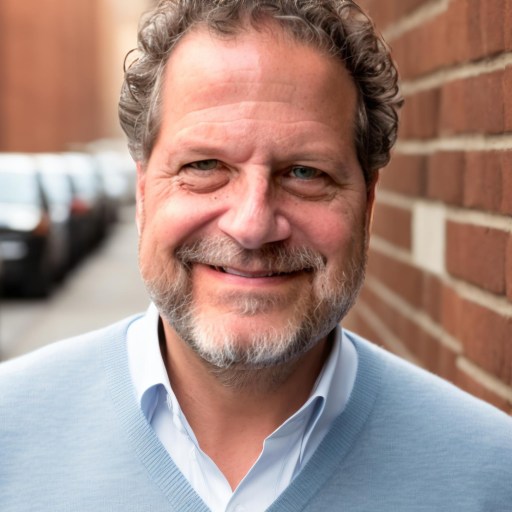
left=0, top=154, right=55, bottom=296
left=35, top=153, right=77, bottom=278
left=61, top=152, right=111, bottom=249
left=0, top=245, right=4, bottom=296
left=36, top=152, right=102, bottom=267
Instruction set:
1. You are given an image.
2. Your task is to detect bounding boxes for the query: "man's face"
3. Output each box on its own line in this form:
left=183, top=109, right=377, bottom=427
left=137, top=25, right=376, bottom=369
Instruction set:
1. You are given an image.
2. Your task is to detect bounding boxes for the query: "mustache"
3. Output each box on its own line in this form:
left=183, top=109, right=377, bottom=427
left=175, top=237, right=326, bottom=274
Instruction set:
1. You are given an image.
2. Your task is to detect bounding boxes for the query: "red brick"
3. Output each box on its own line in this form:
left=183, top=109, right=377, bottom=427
left=391, top=0, right=511, bottom=80
left=434, top=343, right=458, bottom=382
left=372, top=203, right=412, bottom=249
left=358, top=285, right=422, bottom=355
left=392, top=7, right=455, bottom=79
left=400, top=89, right=441, bottom=139
left=439, top=80, right=467, bottom=136
left=422, top=273, right=443, bottom=324
left=480, top=0, right=506, bottom=56
left=466, top=0, right=486, bottom=60
left=504, top=67, right=512, bottom=132
left=456, top=369, right=510, bottom=412
left=445, top=0, right=471, bottom=64
left=458, top=298, right=512, bottom=384
left=343, top=301, right=387, bottom=348
left=501, top=152, right=512, bottom=215
left=360, top=0, right=430, bottom=29
left=506, top=0, right=512, bottom=49
left=426, top=152, right=465, bottom=205
left=446, top=222, right=508, bottom=295
left=419, top=15, right=447, bottom=76
left=379, top=154, right=427, bottom=197
left=367, top=249, right=424, bottom=308
left=358, top=285, right=402, bottom=339
left=358, top=285, right=457, bottom=380
left=507, top=236, right=512, bottom=302
left=390, top=40, right=407, bottom=80
left=440, top=72, right=505, bottom=136
left=413, top=328, right=457, bottom=381
left=405, top=323, right=438, bottom=372
left=468, top=71, right=505, bottom=134
left=464, top=152, right=503, bottom=212
left=395, top=24, right=427, bottom=78
left=440, top=285, right=464, bottom=339
left=396, top=28, right=426, bottom=79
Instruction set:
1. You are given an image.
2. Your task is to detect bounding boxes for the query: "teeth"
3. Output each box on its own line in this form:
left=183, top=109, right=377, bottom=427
left=220, top=267, right=278, bottom=278
left=209, top=264, right=301, bottom=278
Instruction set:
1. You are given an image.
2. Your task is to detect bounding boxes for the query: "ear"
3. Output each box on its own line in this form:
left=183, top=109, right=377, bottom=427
left=135, top=161, right=146, bottom=235
left=365, top=170, right=379, bottom=234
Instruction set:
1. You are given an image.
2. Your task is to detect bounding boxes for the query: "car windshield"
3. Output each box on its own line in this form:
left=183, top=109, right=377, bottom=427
left=0, top=172, right=39, bottom=204
left=40, top=172, right=72, bottom=204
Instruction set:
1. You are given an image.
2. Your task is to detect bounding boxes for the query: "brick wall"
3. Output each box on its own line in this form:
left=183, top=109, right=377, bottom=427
left=346, top=0, right=512, bottom=413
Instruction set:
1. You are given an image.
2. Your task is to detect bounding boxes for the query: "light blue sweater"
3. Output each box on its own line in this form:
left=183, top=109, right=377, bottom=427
left=1, top=316, right=511, bottom=511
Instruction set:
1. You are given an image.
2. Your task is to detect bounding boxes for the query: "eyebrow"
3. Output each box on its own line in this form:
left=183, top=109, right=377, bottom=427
left=163, top=128, right=357, bottom=175
left=162, top=145, right=227, bottom=169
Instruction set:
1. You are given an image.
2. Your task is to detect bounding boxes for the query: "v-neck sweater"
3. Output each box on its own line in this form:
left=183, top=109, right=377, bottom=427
left=1, top=315, right=511, bottom=511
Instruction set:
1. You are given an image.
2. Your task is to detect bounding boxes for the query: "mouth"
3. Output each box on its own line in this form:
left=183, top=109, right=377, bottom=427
left=209, top=265, right=312, bottom=278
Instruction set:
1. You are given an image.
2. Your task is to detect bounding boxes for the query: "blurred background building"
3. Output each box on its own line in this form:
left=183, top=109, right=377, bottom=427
left=0, top=0, right=151, bottom=152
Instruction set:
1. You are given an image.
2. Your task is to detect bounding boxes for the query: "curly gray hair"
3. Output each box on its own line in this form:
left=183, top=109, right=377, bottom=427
left=119, top=0, right=403, bottom=185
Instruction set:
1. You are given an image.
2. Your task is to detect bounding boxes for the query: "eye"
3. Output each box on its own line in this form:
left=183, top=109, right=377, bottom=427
left=187, top=159, right=219, bottom=171
left=290, top=166, right=320, bottom=180
left=180, top=159, right=229, bottom=193
left=281, top=165, right=334, bottom=199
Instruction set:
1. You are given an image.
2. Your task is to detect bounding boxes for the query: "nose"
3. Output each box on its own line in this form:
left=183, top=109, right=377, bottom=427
left=217, top=174, right=291, bottom=249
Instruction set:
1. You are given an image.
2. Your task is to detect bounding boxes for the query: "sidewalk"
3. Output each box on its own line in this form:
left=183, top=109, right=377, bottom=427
left=2, top=209, right=148, bottom=360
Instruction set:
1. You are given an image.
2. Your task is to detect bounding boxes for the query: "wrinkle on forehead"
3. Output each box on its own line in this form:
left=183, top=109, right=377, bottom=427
left=166, top=117, right=356, bottom=167
left=161, top=24, right=358, bottom=122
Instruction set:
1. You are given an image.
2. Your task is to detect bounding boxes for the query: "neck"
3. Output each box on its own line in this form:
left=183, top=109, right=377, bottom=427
left=161, top=319, right=333, bottom=489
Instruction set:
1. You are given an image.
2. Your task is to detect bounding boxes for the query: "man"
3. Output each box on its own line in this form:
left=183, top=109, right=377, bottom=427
left=1, top=1, right=511, bottom=510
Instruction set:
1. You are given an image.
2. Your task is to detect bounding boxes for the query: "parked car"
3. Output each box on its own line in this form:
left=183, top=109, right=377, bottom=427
left=0, top=245, right=4, bottom=296
left=35, top=153, right=75, bottom=278
left=93, top=150, right=136, bottom=208
left=60, top=152, right=111, bottom=249
left=0, top=154, right=57, bottom=296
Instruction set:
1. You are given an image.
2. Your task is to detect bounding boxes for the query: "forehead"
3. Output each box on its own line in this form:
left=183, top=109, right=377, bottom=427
left=147, top=22, right=362, bottom=172
left=162, top=22, right=358, bottom=124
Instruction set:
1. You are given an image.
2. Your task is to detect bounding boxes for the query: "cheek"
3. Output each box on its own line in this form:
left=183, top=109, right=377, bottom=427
left=289, top=201, right=367, bottom=258
left=144, top=192, right=226, bottom=250
left=314, top=221, right=354, bottom=259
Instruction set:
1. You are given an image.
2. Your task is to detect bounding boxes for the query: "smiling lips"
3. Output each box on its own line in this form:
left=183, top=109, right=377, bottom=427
left=210, top=265, right=307, bottom=279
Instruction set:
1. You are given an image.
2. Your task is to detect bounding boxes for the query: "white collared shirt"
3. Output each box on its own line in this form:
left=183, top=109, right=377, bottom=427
left=127, top=304, right=357, bottom=512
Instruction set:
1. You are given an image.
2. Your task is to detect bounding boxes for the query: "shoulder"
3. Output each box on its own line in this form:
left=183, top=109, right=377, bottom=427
left=345, top=329, right=512, bottom=453
left=332, top=331, right=512, bottom=505
left=348, top=330, right=511, bottom=419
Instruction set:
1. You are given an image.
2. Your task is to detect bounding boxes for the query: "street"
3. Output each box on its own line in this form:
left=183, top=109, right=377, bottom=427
left=0, top=207, right=149, bottom=361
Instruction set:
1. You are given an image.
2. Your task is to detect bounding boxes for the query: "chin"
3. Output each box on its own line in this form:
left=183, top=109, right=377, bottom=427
left=178, top=304, right=329, bottom=370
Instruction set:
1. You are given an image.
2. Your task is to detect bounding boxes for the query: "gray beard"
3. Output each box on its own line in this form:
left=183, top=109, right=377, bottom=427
left=141, top=236, right=366, bottom=383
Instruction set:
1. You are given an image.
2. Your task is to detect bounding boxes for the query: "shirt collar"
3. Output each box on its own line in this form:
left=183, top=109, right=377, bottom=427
left=266, top=326, right=357, bottom=466
left=127, top=303, right=357, bottom=446
left=127, top=303, right=173, bottom=421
